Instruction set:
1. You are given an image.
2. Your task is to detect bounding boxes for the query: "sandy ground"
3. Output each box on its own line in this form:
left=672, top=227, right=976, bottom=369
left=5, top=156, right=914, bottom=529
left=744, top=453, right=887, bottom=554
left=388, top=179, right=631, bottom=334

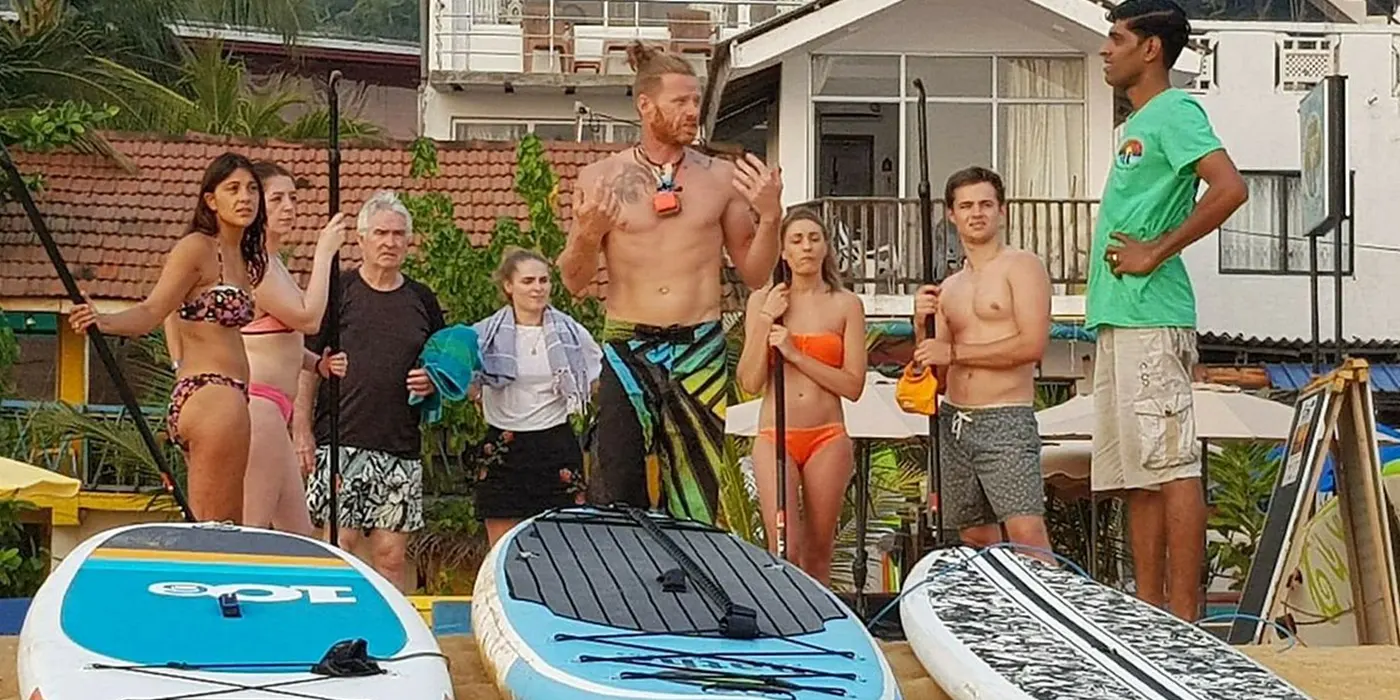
left=2, top=636, right=1398, bottom=699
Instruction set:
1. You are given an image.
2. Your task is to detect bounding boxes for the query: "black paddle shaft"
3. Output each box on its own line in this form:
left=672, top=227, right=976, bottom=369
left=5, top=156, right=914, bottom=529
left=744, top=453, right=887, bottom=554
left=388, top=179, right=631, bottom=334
left=326, top=70, right=344, bottom=548
left=771, top=260, right=791, bottom=561
left=912, top=78, right=947, bottom=549
left=0, top=143, right=197, bottom=523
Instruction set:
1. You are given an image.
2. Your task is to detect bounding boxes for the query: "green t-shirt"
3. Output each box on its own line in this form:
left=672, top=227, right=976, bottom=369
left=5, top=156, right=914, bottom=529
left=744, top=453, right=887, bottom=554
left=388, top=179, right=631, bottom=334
left=1085, top=88, right=1223, bottom=331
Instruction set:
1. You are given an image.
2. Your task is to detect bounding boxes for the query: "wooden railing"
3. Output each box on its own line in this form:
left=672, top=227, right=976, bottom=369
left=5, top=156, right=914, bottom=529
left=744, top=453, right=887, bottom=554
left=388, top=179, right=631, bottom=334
left=799, top=197, right=1099, bottom=294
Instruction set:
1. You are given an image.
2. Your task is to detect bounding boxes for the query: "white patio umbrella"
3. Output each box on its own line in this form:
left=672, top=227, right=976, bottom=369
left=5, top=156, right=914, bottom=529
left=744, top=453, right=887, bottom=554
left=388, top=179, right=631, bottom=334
left=725, top=371, right=927, bottom=439
left=1035, top=382, right=1398, bottom=443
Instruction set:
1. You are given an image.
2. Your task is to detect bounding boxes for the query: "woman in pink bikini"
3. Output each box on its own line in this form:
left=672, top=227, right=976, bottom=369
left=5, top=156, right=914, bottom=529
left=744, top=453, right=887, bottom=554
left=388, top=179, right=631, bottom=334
left=167, top=161, right=350, bottom=533
left=69, top=152, right=270, bottom=523
left=737, top=208, right=868, bottom=586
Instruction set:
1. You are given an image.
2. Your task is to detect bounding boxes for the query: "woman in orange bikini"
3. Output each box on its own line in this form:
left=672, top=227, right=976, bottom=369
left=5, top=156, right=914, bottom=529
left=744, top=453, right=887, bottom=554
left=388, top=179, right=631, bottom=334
left=167, top=162, right=351, bottom=533
left=69, top=152, right=269, bottom=523
left=737, top=208, right=868, bottom=586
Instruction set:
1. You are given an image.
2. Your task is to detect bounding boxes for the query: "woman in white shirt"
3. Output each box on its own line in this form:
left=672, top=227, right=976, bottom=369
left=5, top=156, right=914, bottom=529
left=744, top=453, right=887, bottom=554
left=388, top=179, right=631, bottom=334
left=472, top=248, right=603, bottom=545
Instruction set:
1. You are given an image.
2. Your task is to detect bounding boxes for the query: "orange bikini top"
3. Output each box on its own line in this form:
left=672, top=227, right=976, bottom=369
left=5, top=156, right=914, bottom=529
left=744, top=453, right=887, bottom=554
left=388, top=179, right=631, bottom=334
left=788, top=332, right=844, bottom=368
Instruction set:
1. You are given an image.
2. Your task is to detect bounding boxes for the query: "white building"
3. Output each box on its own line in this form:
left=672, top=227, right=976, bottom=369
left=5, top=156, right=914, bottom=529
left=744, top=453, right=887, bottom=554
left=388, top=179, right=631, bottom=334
left=418, top=0, right=1400, bottom=389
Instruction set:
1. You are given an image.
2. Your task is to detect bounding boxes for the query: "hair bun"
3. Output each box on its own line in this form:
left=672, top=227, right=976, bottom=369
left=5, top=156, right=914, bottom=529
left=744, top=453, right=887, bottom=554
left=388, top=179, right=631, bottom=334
left=625, top=41, right=660, bottom=72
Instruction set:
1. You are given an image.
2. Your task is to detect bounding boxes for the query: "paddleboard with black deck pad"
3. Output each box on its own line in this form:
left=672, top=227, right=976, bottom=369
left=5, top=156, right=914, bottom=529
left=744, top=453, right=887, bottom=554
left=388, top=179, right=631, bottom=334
left=473, top=505, right=900, bottom=700
left=18, top=522, right=453, bottom=700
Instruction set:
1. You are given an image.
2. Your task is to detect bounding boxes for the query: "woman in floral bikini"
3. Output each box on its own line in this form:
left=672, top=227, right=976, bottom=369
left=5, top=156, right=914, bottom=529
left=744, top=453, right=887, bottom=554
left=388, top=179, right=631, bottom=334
left=69, top=152, right=269, bottom=523
left=471, top=248, right=603, bottom=545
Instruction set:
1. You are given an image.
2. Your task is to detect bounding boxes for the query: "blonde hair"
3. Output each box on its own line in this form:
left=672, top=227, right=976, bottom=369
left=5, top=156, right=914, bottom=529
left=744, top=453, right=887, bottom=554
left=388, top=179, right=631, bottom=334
left=626, top=41, right=696, bottom=96
left=493, top=247, right=550, bottom=301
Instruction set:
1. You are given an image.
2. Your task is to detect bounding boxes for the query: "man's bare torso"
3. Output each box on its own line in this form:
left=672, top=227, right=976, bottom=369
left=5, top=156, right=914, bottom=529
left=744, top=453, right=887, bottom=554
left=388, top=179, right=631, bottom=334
left=585, top=147, right=735, bottom=327
left=941, top=249, right=1039, bottom=407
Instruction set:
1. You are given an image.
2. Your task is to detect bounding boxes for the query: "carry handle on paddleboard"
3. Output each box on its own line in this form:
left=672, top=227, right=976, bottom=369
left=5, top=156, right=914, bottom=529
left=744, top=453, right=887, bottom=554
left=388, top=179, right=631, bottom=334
left=912, top=78, right=948, bottom=549
left=0, top=143, right=196, bottom=524
left=326, top=70, right=344, bottom=548
left=771, top=259, right=791, bottom=561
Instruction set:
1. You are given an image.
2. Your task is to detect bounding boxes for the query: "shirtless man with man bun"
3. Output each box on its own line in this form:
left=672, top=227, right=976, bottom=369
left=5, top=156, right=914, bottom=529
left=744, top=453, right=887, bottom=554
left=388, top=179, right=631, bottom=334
left=913, top=166, right=1054, bottom=554
left=558, top=42, right=783, bottom=525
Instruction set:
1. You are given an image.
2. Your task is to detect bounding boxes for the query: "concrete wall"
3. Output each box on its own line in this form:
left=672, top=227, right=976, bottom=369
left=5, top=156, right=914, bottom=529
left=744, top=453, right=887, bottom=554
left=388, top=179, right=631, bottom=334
left=1183, top=27, right=1400, bottom=341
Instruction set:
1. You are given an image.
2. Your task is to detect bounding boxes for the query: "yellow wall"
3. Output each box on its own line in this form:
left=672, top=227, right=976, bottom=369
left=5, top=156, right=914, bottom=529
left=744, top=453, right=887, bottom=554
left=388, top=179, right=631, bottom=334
left=55, top=321, right=86, bottom=404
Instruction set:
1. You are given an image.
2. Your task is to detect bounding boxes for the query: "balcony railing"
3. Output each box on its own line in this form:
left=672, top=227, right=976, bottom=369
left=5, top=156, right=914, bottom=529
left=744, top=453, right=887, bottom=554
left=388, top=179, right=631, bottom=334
left=801, top=197, right=1098, bottom=294
left=1, top=400, right=170, bottom=492
left=428, top=0, right=806, bottom=77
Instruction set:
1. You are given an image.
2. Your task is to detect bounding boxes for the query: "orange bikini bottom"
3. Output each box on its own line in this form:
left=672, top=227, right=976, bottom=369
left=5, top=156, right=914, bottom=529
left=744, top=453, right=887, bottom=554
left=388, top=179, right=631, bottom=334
left=756, top=423, right=847, bottom=470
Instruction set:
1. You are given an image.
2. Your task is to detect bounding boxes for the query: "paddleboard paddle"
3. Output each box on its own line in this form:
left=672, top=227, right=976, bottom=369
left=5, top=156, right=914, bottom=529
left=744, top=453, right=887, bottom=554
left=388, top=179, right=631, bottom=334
left=326, top=69, right=344, bottom=548
left=0, top=143, right=196, bottom=523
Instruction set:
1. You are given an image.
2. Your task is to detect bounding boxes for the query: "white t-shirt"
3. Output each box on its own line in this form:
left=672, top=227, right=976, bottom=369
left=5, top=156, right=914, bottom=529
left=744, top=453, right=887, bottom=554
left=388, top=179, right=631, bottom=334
left=481, top=326, right=570, bottom=431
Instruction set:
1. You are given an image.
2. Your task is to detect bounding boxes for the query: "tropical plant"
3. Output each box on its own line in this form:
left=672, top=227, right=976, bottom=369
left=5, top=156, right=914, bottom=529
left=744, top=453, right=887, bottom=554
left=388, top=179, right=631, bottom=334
left=0, top=313, right=18, bottom=397
left=0, top=499, right=49, bottom=597
left=1205, top=441, right=1280, bottom=590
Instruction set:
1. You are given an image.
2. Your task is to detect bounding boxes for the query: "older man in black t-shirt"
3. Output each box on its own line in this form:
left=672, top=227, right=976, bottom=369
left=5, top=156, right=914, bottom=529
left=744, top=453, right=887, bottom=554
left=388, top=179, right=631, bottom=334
left=293, top=190, right=444, bottom=592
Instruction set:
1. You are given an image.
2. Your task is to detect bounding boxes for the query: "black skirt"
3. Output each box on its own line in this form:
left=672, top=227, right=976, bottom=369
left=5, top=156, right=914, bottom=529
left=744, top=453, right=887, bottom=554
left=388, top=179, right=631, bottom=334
left=473, top=422, right=585, bottom=520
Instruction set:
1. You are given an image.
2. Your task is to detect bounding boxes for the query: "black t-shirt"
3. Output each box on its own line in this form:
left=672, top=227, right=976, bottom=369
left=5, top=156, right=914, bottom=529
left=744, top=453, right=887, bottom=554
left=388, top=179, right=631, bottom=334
left=307, top=268, right=445, bottom=459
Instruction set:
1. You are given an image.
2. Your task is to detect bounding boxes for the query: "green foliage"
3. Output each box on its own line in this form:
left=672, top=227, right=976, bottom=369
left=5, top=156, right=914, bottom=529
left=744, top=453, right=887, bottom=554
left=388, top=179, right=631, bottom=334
left=1206, top=442, right=1280, bottom=590
left=0, top=100, right=118, bottom=151
left=314, top=0, right=419, bottom=42
left=402, top=134, right=602, bottom=455
left=0, top=314, right=18, bottom=398
left=409, top=136, right=439, bottom=179
left=408, top=495, right=486, bottom=594
left=0, top=499, right=48, bottom=598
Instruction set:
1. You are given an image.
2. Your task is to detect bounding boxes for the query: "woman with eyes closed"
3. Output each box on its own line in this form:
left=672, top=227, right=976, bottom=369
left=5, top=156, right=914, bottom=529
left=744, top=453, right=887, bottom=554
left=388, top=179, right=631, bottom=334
left=69, top=152, right=270, bottom=523
left=736, top=208, right=868, bottom=586
left=165, top=161, right=352, bottom=534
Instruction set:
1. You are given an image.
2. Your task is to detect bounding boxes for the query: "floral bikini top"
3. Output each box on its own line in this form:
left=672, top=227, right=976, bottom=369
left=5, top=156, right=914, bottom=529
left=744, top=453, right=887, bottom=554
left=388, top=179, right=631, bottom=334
left=177, top=248, right=255, bottom=327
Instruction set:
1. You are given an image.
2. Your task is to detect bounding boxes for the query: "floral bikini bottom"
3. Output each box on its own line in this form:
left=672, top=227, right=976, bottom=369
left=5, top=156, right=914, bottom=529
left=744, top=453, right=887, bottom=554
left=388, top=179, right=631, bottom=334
left=167, top=372, right=248, bottom=451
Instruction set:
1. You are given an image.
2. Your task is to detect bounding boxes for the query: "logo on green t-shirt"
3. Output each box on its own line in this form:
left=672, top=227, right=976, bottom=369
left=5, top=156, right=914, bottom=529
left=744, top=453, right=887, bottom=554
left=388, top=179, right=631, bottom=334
left=1085, top=89, right=1223, bottom=331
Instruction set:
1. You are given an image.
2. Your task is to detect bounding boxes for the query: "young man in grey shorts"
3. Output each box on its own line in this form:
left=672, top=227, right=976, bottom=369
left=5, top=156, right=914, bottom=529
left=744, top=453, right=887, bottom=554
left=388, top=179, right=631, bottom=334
left=913, top=166, right=1054, bottom=553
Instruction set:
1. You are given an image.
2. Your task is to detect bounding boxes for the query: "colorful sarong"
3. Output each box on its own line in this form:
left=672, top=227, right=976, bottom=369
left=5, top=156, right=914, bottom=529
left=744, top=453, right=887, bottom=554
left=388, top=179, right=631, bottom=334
left=589, top=318, right=730, bottom=524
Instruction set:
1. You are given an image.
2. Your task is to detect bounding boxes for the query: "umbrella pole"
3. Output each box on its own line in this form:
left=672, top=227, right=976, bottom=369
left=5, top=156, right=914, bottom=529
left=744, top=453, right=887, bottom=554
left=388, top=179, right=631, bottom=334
left=0, top=143, right=196, bottom=524
left=853, top=439, right=870, bottom=620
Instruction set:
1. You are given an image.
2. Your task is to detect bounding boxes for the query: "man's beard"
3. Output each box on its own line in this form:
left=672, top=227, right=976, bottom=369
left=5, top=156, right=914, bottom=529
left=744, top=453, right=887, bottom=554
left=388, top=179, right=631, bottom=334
left=647, top=112, right=698, bottom=147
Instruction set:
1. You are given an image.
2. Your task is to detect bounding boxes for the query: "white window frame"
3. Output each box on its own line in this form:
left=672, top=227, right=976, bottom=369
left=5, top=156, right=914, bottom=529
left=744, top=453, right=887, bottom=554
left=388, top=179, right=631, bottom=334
left=807, top=51, right=1089, bottom=199
left=451, top=118, right=639, bottom=143
left=1217, top=170, right=1354, bottom=277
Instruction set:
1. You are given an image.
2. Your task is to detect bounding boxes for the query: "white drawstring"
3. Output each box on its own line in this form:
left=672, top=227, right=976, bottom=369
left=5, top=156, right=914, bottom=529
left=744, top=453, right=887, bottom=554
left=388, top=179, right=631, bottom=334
left=951, top=410, right=973, bottom=440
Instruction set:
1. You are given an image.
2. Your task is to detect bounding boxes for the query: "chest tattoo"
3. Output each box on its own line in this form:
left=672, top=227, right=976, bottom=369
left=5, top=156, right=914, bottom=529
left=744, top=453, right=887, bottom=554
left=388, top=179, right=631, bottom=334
left=611, top=165, right=657, bottom=206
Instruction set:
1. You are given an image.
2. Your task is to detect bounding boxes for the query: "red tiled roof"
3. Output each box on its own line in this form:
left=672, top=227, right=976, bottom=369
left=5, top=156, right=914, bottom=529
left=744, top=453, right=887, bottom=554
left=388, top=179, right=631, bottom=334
left=0, top=132, right=624, bottom=301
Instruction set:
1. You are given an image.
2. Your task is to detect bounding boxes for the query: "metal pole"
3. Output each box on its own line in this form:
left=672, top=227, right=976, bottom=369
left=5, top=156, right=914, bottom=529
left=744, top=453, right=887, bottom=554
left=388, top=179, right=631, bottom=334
left=0, top=143, right=196, bottom=523
left=772, top=260, right=790, bottom=561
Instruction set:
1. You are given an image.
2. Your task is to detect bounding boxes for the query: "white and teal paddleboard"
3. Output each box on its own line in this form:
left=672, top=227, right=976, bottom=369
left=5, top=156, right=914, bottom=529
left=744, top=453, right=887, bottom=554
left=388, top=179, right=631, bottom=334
left=474, top=505, right=900, bottom=700
left=18, top=522, right=454, bottom=700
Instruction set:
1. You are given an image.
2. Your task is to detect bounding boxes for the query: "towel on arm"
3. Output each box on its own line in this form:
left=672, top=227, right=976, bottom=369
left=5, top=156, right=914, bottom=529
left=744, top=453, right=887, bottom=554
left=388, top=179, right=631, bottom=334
left=410, top=324, right=482, bottom=425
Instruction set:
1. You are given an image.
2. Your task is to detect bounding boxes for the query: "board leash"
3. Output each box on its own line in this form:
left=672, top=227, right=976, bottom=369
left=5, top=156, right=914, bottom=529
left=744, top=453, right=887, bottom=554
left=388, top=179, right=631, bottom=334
left=911, top=78, right=948, bottom=550
left=771, top=259, right=791, bottom=562
left=0, top=142, right=196, bottom=524
left=326, top=70, right=343, bottom=549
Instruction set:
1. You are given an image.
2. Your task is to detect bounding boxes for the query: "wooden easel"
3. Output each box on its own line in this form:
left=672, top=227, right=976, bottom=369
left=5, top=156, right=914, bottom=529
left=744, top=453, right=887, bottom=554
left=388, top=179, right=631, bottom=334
left=1231, top=358, right=1400, bottom=645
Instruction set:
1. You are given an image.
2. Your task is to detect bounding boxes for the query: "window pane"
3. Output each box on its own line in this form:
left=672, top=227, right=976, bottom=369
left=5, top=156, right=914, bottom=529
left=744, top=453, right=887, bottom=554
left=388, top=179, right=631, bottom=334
left=1220, top=174, right=1284, bottom=273
left=997, top=57, right=1085, bottom=99
left=812, top=55, right=900, bottom=97
left=905, top=57, right=992, bottom=98
left=454, top=122, right=527, bottom=141
left=904, top=102, right=992, bottom=198
left=532, top=123, right=578, bottom=141
left=11, top=333, right=57, bottom=402
left=997, top=104, right=1085, bottom=198
left=815, top=103, right=899, bottom=197
left=610, top=124, right=641, bottom=143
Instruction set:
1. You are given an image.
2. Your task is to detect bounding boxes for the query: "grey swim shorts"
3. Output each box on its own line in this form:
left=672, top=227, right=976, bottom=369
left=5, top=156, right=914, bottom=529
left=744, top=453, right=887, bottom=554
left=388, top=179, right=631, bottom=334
left=938, top=402, right=1046, bottom=532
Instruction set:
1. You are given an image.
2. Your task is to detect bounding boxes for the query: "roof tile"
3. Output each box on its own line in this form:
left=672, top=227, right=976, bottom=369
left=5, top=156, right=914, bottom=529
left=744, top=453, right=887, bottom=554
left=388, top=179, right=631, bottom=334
left=3, top=133, right=623, bottom=301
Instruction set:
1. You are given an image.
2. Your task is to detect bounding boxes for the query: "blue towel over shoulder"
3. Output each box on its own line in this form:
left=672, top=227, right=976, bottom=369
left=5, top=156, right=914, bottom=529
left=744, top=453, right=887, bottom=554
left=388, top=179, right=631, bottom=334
left=410, top=324, right=483, bottom=425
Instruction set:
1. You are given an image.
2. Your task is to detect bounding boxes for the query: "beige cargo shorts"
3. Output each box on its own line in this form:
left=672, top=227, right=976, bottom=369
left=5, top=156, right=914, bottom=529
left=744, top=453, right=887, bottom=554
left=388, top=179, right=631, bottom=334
left=1091, top=327, right=1201, bottom=492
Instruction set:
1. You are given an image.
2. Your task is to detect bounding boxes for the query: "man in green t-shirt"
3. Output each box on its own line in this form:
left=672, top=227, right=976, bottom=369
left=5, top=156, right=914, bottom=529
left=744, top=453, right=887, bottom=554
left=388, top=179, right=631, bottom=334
left=1089, top=0, right=1248, bottom=622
